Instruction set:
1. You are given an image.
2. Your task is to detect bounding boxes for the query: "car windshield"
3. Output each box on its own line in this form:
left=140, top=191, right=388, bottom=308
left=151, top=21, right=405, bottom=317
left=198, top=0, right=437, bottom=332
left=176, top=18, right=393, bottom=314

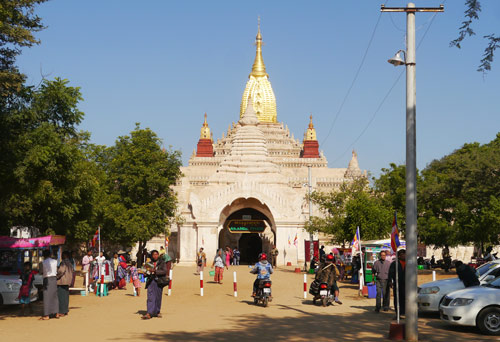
left=476, top=262, right=498, bottom=277
left=485, top=277, right=500, bottom=288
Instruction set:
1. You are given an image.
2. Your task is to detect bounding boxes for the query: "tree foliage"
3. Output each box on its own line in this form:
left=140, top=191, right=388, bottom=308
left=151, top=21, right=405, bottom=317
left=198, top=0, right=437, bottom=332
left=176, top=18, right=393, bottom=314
left=306, top=177, right=392, bottom=246
left=97, top=124, right=182, bottom=247
left=0, top=78, right=103, bottom=239
left=0, top=0, right=47, bottom=96
left=451, top=0, right=499, bottom=72
left=419, top=133, right=500, bottom=247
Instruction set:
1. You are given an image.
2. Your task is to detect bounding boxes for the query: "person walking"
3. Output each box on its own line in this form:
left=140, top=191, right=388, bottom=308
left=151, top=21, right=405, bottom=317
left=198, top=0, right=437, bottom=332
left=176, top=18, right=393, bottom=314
left=196, top=248, right=206, bottom=275
left=372, top=250, right=391, bottom=312
left=40, top=250, right=59, bottom=320
left=233, top=248, right=240, bottom=266
left=130, top=261, right=141, bottom=296
left=389, top=249, right=406, bottom=317
left=212, top=248, right=228, bottom=284
left=57, top=251, right=74, bottom=317
left=142, top=250, right=169, bottom=319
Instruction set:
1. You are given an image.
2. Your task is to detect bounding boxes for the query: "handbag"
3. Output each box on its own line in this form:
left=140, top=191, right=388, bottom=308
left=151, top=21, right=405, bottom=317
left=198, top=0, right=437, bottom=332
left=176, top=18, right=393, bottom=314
left=155, top=275, right=170, bottom=288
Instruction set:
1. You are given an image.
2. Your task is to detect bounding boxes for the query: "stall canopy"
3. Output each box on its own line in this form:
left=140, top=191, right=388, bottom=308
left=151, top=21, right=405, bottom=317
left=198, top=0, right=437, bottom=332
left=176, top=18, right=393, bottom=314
left=0, top=235, right=66, bottom=249
left=363, top=239, right=406, bottom=250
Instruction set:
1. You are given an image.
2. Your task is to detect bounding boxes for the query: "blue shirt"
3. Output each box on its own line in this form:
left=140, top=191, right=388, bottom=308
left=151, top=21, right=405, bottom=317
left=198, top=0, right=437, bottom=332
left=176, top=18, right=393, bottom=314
left=253, top=261, right=273, bottom=280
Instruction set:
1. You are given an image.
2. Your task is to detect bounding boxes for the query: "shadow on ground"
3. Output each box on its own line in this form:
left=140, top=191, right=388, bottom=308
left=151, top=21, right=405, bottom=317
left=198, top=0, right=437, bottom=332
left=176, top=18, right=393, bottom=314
left=111, top=308, right=494, bottom=342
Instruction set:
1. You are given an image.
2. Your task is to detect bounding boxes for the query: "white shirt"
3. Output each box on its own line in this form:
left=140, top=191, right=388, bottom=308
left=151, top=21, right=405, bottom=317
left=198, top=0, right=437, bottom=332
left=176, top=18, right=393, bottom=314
left=42, top=258, right=58, bottom=278
left=96, top=256, right=106, bottom=264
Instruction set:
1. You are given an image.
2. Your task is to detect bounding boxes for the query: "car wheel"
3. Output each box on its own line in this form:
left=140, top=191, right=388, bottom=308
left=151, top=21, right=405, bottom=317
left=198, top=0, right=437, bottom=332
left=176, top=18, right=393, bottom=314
left=477, top=307, right=500, bottom=335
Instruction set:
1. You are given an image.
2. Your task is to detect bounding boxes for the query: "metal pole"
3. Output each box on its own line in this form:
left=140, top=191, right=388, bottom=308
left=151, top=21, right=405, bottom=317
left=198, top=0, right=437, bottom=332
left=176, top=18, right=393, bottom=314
left=308, top=165, right=314, bottom=268
left=405, top=3, right=418, bottom=341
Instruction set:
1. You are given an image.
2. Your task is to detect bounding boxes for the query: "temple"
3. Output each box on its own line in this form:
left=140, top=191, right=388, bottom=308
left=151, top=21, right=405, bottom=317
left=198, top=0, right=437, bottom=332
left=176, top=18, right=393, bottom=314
left=169, top=24, right=366, bottom=265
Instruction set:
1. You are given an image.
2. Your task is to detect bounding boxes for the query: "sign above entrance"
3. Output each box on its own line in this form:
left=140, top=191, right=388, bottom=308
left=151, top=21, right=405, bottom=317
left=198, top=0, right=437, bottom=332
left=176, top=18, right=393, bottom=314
left=228, top=220, right=266, bottom=233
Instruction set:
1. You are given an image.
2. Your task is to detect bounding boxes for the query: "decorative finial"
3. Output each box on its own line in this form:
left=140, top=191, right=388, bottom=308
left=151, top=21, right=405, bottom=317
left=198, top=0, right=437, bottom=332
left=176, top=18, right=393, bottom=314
left=200, top=113, right=211, bottom=140
left=250, top=17, right=267, bottom=77
left=304, top=114, right=317, bottom=141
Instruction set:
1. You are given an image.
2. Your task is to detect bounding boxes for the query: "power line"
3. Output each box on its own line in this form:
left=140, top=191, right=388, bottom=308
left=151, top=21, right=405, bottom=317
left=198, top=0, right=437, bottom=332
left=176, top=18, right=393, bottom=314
left=320, top=0, right=390, bottom=145
left=329, top=8, right=442, bottom=164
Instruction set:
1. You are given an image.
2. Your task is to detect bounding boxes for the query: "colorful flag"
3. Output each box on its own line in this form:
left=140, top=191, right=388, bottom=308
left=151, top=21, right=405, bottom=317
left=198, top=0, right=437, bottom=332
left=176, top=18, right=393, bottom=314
left=293, top=233, right=298, bottom=246
left=351, top=227, right=360, bottom=252
left=391, top=212, right=401, bottom=252
left=91, top=228, right=99, bottom=247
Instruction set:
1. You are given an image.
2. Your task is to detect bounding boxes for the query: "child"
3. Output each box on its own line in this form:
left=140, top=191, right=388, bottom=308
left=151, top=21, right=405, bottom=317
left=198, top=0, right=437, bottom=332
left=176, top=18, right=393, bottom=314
left=130, top=261, right=141, bottom=296
left=19, top=262, right=35, bottom=315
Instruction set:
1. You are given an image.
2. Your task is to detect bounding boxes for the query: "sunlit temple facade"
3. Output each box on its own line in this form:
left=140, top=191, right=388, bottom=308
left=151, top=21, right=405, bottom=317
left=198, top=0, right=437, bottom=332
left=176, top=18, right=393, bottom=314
left=169, top=25, right=365, bottom=265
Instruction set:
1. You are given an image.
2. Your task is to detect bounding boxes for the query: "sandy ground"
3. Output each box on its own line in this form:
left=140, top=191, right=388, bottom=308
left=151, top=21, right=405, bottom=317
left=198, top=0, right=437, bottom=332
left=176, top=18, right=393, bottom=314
left=0, top=266, right=497, bottom=342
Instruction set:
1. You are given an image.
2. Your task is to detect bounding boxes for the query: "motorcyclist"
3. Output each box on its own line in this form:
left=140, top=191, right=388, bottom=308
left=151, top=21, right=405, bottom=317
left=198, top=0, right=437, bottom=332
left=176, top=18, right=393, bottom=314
left=314, top=253, right=342, bottom=304
left=250, top=253, right=273, bottom=297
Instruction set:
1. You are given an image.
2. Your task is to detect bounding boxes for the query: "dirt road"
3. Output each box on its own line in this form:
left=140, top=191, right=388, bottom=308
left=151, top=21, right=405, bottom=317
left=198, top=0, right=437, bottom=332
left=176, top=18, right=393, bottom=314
left=0, top=266, right=496, bottom=341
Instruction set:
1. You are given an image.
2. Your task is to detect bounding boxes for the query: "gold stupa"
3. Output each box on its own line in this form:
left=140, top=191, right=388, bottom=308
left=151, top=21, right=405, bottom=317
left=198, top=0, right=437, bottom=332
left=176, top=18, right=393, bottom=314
left=240, top=20, right=277, bottom=123
left=304, top=115, right=317, bottom=141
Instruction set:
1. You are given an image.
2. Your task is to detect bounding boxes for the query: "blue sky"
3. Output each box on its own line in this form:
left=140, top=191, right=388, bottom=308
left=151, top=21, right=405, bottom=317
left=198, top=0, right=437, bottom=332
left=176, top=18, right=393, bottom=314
left=17, top=0, right=500, bottom=177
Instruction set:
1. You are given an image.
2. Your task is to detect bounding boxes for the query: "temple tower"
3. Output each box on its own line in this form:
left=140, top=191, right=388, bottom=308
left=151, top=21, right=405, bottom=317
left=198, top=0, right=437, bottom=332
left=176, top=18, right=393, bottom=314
left=195, top=113, right=214, bottom=157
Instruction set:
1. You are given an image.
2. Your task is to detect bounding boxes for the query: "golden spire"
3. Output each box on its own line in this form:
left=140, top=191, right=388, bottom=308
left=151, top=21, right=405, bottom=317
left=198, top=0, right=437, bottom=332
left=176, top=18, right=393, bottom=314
left=200, top=113, right=212, bottom=140
left=304, top=115, right=317, bottom=141
left=250, top=17, right=268, bottom=78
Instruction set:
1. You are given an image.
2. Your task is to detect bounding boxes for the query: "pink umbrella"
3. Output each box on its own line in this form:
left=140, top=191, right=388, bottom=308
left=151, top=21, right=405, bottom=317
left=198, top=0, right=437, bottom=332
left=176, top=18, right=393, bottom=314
left=331, top=248, right=339, bottom=254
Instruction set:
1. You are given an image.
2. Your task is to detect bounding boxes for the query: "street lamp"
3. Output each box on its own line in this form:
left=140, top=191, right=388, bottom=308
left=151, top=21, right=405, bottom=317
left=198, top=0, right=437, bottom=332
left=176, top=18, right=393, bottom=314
left=382, top=3, right=444, bottom=342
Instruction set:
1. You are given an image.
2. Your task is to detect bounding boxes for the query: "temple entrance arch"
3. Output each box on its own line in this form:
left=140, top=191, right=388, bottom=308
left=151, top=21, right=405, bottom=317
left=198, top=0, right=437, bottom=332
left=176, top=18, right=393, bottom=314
left=218, top=198, right=276, bottom=265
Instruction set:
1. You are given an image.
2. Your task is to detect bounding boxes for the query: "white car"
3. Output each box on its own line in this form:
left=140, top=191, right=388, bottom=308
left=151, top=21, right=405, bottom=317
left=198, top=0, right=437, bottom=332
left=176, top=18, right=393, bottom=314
left=440, top=276, right=500, bottom=335
left=418, top=260, right=500, bottom=312
left=0, top=275, right=38, bottom=305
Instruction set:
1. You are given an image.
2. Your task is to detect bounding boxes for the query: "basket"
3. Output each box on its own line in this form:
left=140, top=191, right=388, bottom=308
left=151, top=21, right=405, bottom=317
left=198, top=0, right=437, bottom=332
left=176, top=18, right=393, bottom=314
left=209, top=271, right=215, bottom=276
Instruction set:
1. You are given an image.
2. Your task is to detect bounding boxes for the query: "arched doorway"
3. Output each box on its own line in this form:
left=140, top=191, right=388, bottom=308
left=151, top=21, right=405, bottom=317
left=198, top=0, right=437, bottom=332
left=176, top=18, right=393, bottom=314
left=218, top=201, right=275, bottom=265
left=238, top=233, right=262, bottom=264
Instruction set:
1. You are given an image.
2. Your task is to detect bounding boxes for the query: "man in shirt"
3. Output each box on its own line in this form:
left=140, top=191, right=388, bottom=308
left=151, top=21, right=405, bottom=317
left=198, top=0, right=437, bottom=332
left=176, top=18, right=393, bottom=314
left=389, top=249, right=406, bottom=317
left=41, top=250, right=59, bottom=320
left=372, top=250, right=391, bottom=312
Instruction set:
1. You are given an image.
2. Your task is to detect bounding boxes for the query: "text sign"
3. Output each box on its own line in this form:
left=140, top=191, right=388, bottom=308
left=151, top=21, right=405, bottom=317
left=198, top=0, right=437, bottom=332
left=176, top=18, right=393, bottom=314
left=228, top=220, right=265, bottom=233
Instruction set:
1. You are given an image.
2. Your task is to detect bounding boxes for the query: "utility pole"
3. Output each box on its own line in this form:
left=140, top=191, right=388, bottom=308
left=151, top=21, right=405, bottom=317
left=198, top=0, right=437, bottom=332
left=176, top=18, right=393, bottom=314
left=381, top=3, right=443, bottom=341
left=308, top=165, right=314, bottom=269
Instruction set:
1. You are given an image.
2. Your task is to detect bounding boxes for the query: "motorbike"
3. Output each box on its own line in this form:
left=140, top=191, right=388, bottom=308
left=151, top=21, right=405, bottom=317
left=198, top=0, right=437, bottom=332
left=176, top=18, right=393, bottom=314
left=312, top=282, right=332, bottom=307
left=254, top=279, right=272, bottom=307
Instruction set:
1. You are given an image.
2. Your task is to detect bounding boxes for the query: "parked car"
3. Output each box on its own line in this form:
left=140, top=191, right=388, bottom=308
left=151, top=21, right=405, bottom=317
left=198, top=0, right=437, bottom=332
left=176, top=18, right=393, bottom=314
left=440, top=276, right=500, bottom=335
left=418, top=260, right=500, bottom=312
left=0, top=275, right=38, bottom=305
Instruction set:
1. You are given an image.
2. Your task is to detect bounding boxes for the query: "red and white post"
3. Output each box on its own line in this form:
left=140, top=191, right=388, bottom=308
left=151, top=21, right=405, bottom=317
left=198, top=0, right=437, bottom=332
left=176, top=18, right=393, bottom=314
left=233, top=271, right=237, bottom=297
left=200, top=271, right=204, bottom=296
left=303, top=274, right=307, bottom=299
left=167, top=269, right=173, bottom=296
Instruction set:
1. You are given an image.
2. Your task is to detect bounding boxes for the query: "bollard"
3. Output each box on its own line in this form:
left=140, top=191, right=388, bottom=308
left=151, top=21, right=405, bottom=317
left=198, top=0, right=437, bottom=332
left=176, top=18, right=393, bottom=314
left=303, top=274, right=307, bottom=299
left=432, top=270, right=436, bottom=282
left=200, top=271, right=204, bottom=296
left=233, top=271, right=238, bottom=297
left=100, top=275, right=104, bottom=297
left=168, top=269, right=173, bottom=296
left=85, top=271, right=89, bottom=296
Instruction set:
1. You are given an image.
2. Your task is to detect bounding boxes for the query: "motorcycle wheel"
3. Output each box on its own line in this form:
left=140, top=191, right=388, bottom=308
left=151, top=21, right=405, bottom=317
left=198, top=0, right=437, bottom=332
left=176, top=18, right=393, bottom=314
left=322, top=297, right=327, bottom=307
left=263, top=297, right=269, bottom=307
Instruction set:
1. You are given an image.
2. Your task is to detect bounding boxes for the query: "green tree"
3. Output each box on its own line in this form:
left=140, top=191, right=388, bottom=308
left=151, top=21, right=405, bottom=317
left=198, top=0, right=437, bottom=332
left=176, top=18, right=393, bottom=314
left=0, top=0, right=47, bottom=96
left=98, top=124, right=182, bottom=255
left=306, top=177, right=393, bottom=246
left=419, top=133, right=500, bottom=248
left=0, top=78, right=103, bottom=239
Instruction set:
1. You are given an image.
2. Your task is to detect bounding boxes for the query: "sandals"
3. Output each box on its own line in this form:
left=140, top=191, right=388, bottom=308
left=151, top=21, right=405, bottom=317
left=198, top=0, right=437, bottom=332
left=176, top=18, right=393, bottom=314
left=141, top=314, right=152, bottom=320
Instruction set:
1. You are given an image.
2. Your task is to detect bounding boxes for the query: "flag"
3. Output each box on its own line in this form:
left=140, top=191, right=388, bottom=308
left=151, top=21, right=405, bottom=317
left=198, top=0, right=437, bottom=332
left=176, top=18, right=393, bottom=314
left=165, top=235, right=169, bottom=247
left=91, top=228, right=99, bottom=247
left=293, top=233, right=298, bottom=246
left=391, top=212, right=401, bottom=253
left=351, top=227, right=360, bottom=252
